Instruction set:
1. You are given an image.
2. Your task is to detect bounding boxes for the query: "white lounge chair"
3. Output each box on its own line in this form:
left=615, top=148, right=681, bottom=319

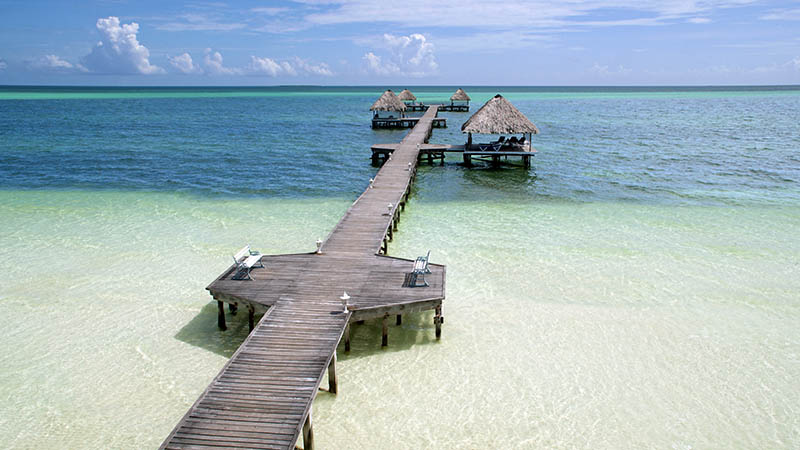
left=408, top=250, right=431, bottom=287
left=231, top=245, right=263, bottom=280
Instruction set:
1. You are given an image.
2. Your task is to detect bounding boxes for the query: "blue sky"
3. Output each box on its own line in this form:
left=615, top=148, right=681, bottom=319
left=0, top=0, right=798, bottom=85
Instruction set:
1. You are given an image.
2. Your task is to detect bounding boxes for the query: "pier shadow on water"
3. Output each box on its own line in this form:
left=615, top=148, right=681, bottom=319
left=174, top=301, right=440, bottom=359
left=174, top=301, right=254, bottom=358
left=337, top=311, right=441, bottom=361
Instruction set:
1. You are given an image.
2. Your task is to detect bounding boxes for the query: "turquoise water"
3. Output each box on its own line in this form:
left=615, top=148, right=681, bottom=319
left=1, top=86, right=799, bottom=448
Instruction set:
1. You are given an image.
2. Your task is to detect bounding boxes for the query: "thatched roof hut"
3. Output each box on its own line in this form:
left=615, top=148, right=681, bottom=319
left=370, top=89, right=406, bottom=112
left=461, top=94, right=538, bottom=135
left=450, top=88, right=471, bottom=102
left=397, top=89, right=416, bottom=102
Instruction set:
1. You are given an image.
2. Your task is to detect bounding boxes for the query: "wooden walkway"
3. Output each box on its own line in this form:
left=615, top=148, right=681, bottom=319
left=161, top=106, right=445, bottom=450
left=371, top=115, right=446, bottom=129
left=372, top=141, right=537, bottom=168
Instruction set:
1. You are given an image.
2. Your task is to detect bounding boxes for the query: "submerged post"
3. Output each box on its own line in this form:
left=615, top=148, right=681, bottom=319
left=328, top=351, right=338, bottom=394
left=382, top=314, right=389, bottom=347
left=248, top=304, right=255, bottom=332
left=302, top=411, right=314, bottom=450
left=344, top=322, right=351, bottom=352
left=217, top=301, right=226, bottom=331
left=434, top=305, right=442, bottom=339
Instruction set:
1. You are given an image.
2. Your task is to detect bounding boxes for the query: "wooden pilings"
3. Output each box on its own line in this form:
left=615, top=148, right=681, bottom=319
left=248, top=305, right=255, bottom=332
left=302, top=411, right=314, bottom=450
left=396, top=314, right=402, bottom=325
left=382, top=315, right=389, bottom=347
left=217, top=301, right=226, bottom=331
left=328, top=352, right=338, bottom=394
left=344, top=322, right=351, bottom=352
left=434, top=305, right=443, bottom=339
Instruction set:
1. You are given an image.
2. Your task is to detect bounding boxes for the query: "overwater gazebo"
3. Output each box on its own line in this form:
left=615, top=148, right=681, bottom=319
left=461, top=94, right=539, bottom=152
left=450, top=88, right=471, bottom=107
left=397, top=89, right=417, bottom=105
left=370, top=89, right=406, bottom=119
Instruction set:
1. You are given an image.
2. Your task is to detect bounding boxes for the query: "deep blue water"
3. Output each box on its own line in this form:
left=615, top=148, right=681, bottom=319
left=1, top=86, right=798, bottom=206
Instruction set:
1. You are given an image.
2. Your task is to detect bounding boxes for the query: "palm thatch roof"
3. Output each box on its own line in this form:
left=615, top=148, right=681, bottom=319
left=461, top=94, right=539, bottom=134
left=450, top=88, right=471, bottom=102
left=370, top=90, right=406, bottom=112
left=397, top=89, right=416, bottom=101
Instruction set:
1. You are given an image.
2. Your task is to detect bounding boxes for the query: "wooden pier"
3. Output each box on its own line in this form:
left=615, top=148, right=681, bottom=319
left=161, top=106, right=446, bottom=450
left=371, top=115, right=446, bottom=129
left=405, top=104, right=469, bottom=112
left=371, top=142, right=537, bottom=169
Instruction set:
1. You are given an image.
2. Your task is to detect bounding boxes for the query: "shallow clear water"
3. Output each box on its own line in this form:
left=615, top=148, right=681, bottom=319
left=0, top=86, right=798, bottom=449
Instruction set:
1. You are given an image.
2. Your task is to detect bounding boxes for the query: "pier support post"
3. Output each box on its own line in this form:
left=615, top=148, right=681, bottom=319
left=328, top=352, right=338, bottom=394
left=434, top=305, right=442, bottom=339
left=217, top=301, right=227, bottom=331
left=344, top=322, right=351, bottom=352
left=464, top=154, right=472, bottom=167
left=396, top=314, right=402, bottom=326
left=248, top=305, right=255, bottom=332
left=229, top=303, right=238, bottom=315
left=382, top=315, right=389, bottom=347
left=302, top=411, right=314, bottom=450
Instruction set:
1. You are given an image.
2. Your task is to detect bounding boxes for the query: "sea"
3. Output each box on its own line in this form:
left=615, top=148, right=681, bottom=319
left=1, top=86, right=798, bottom=449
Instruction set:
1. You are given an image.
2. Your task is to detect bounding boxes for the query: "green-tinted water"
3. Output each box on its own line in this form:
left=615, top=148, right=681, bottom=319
left=0, top=86, right=798, bottom=448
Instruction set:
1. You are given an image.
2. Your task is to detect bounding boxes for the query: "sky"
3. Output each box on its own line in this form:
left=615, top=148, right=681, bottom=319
left=0, top=0, right=799, bottom=85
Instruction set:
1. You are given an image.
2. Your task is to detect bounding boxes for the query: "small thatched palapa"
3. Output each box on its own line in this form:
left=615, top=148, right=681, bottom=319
left=461, top=94, right=539, bottom=135
left=450, top=88, right=471, bottom=102
left=370, top=90, right=407, bottom=112
left=398, top=89, right=417, bottom=102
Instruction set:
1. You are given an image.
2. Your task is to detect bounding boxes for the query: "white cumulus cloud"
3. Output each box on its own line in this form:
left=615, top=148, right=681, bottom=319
left=292, top=57, right=333, bottom=76
left=363, top=33, right=437, bottom=77
left=169, top=53, right=202, bottom=74
left=247, top=56, right=284, bottom=76
left=189, top=50, right=333, bottom=77
left=203, top=49, right=242, bottom=75
left=82, top=16, right=164, bottom=75
left=28, top=55, right=88, bottom=73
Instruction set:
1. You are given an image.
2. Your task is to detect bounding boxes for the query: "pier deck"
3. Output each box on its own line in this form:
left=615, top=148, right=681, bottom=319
left=161, top=106, right=445, bottom=450
left=371, top=115, right=446, bottom=129
left=371, top=142, right=537, bottom=168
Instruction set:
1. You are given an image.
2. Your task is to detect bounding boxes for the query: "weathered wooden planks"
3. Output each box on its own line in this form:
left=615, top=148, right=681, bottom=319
left=162, top=106, right=446, bottom=450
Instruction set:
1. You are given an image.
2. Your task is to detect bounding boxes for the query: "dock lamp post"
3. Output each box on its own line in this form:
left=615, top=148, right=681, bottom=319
left=316, top=238, right=322, bottom=254
left=340, top=292, right=350, bottom=313
left=369, top=178, right=375, bottom=188
left=386, top=203, right=393, bottom=215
